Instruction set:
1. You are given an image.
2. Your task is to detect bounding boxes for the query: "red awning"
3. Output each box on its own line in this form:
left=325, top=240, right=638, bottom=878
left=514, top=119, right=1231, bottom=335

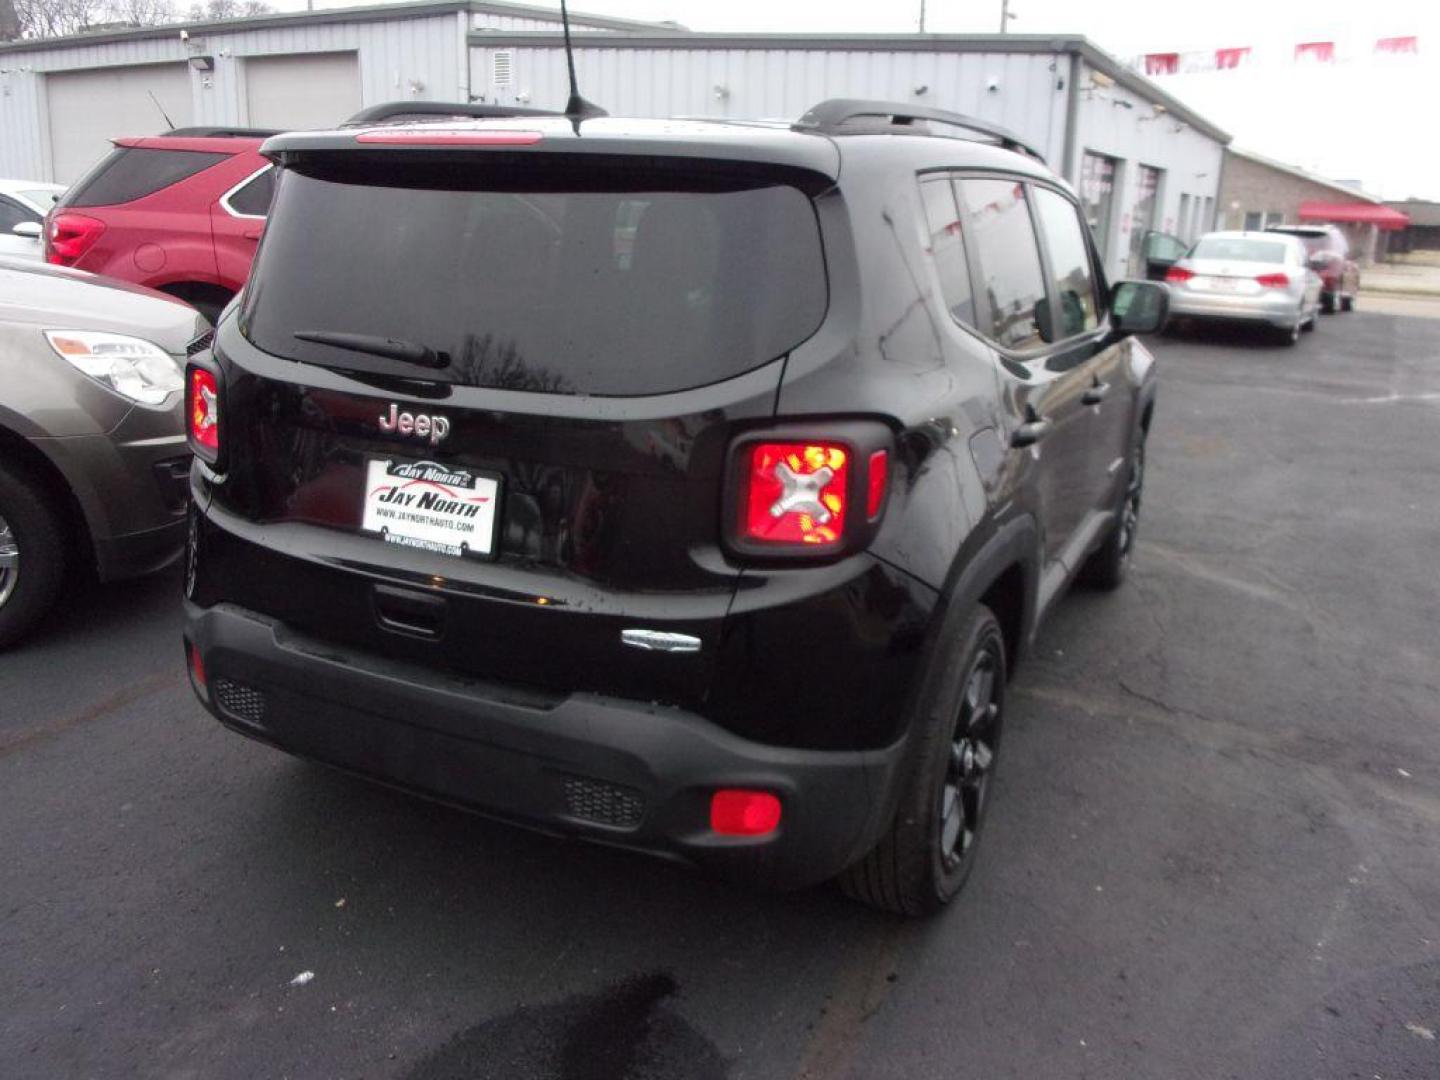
left=1298, top=201, right=1412, bottom=230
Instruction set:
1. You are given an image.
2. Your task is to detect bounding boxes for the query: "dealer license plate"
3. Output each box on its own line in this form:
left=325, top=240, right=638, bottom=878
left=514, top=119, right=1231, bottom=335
left=361, top=458, right=500, bottom=559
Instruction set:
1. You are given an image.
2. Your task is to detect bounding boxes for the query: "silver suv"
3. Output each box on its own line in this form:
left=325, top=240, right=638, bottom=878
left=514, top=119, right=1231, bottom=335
left=0, top=258, right=199, bottom=647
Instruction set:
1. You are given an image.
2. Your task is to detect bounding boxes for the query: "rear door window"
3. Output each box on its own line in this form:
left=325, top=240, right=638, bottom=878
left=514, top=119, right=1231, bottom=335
left=1031, top=186, right=1099, bottom=338
left=65, top=147, right=229, bottom=207
left=917, top=174, right=977, bottom=330
left=958, top=177, right=1049, bottom=351
left=241, top=164, right=828, bottom=396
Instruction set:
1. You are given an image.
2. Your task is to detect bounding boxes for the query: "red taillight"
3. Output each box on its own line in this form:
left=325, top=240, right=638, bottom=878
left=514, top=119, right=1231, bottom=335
left=46, top=212, right=105, bottom=266
left=866, top=449, right=888, bottom=520
left=187, top=365, right=220, bottom=460
left=742, top=442, right=850, bottom=548
left=710, top=790, right=782, bottom=837
left=354, top=129, right=544, bottom=146
left=1255, top=272, right=1290, bottom=288
left=1164, top=266, right=1194, bottom=284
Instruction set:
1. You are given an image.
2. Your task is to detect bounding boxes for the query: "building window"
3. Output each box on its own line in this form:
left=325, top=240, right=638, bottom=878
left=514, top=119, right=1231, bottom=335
left=1243, top=211, right=1263, bottom=231
left=1264, top=211, right=1285, bottom=227
left=1079, top=152, right=1119, bottom=258
left=1178, top=194, right=1192, bottom=241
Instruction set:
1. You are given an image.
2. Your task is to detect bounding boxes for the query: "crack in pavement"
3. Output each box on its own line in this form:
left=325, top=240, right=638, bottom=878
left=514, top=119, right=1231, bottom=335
left=0, top=672, right=182, bottom=759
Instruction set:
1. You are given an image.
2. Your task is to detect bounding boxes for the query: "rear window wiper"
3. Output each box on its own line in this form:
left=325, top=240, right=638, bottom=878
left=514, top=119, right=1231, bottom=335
left=293, top=330, right=450, bottom=370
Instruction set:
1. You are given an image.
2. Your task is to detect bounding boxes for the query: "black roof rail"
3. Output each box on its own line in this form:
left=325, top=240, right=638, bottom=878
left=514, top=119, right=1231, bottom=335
left=793, top=99, right=1045, bottom=163
left=165, top=126, right=282, bottom=138
left=343, top=101, right=564, bottom=126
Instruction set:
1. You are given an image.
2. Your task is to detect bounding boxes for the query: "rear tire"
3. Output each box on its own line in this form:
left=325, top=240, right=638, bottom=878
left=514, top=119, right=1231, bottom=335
left=837, top=606, right=1006, bottom=916
left=1340, top=293, right=1354, bottom=312
left=1321, top=291, right=1338, bottom=314
left=1081, top=429, right=1144, bottom=590
left=0, top=461, right=67, bottom=649
left=1276, top=313, right=1302, bottom=346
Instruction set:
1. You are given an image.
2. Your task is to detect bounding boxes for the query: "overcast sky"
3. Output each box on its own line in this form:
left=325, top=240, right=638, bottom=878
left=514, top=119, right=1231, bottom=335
left=277, top=0, right=1440, bottom=198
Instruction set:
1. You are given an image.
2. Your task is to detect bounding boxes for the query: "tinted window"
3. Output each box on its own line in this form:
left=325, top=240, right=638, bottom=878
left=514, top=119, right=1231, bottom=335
left=227, top=167, right=275, bottom=217
left=918, top=175, right=976, bottom=329
left=0, top=196, right=38, bottom=232
left=1032, top=187, right=1098, bottom=338
left=1189, top=237, right=1289, bottom=263
left=243, top=165, right=827, bottom=397
left=66, top=147, right=229, bottom=207
left=959, top=178, right=1049, bottom=350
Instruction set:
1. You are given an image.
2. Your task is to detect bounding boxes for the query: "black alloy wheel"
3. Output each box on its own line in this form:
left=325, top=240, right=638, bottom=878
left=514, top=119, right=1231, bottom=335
left=938, top=643, right=1003, bottom=873
left=838, top=605, right=1007, bottom=915
left=1081, top=430, right=1145, bottom=590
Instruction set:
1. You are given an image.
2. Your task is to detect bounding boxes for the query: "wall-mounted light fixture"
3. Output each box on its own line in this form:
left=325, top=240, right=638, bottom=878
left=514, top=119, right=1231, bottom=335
left=188, top=55, right=215, bottom=72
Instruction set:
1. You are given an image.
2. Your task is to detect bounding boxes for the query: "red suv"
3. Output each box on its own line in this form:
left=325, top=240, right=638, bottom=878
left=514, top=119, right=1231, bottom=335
left=1266, top=224, right=1359, bottom=313
left=45, top=128, right=277, bottom=323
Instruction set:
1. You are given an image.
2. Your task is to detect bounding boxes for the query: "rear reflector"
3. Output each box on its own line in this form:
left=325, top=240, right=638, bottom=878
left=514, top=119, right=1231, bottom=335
left=1255, top=272, right=1290, bottom=288
left=354, top=129, right=544, bottom=146
left=710, top=790, right=782, bottom=837
left=188, top=643, right=206, bottom=689
left=742, top=442, right=850, bottom=548
left=1164, top=266, right=1194, bottom=284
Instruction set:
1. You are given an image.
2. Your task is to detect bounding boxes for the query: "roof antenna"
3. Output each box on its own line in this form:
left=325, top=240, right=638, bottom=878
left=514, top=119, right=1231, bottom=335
left=559, top=0, right=607, bottom=124
left=148, top=90, right=175, bottom=131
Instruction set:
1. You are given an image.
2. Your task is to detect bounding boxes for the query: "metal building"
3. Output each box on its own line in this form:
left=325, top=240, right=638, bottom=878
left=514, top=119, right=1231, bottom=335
left=0, top=0, right=675, bottom=186
left=1, top=4, right=1230, bottom=283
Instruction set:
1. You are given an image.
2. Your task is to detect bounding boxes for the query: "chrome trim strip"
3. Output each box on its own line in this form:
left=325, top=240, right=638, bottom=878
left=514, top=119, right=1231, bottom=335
left=621, top=629, right=702, bottom=654
left=218, top=164, right=274, bottom=221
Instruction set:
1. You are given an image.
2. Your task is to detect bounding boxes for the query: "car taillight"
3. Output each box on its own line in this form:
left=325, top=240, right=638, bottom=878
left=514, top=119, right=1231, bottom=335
left=743, top=441, right=851, bottom=548
left=1255, top=272, right=1290, bottom=288
left=46, top=212, right=105, bottom=266
left=1164, top=266, right=1194, bottom=284
left=710, top=790, right=782, bottom=837
left=186, top=364, right=221, bottom=462
left=726, top=425, right=891, bottom=559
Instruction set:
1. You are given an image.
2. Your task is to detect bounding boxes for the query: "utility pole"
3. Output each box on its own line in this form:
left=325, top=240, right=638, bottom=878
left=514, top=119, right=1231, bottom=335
left=999, top=0, right=1015, bottom=33
left=918, top=0, right=926, bottom=33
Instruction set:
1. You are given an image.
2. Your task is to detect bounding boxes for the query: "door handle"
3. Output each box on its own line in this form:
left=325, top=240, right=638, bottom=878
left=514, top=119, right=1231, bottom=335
left=1011, top=417, right=1052, bottom=447
left=243, top=228, right=263, bottom=241
left=1082, top=381, right=1110, bottom=405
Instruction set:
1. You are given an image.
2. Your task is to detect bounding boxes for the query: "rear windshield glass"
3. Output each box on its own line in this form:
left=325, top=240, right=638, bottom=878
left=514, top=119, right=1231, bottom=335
left=240, top=164, right=828, bottom=396
left=1189, top=237, right=1289, bottom=263
left=66, top=147, right=229, bottom=207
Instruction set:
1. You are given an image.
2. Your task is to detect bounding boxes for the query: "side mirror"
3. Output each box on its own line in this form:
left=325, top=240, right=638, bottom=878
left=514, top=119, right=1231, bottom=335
left=1111, top=280, right=1169, bottom=337
left=11, top=221, right=42, bottom=239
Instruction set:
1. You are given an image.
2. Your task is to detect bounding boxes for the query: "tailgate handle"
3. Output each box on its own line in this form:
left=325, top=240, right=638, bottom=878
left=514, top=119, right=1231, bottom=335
left=373, top=584, right=446, bottom=640
left=1083, top=380, right=1110, bottom=405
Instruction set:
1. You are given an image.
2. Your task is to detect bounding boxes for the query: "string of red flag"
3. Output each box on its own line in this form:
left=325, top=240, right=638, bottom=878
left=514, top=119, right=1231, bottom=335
left=1136, top=35, right=1417, bottom=76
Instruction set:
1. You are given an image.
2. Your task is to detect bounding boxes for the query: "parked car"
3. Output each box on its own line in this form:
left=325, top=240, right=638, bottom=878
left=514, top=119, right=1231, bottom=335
left=0, top=257, right=198, bottom=647
left=43, top=128, right=278, bottom=323
left=0, top=180, right=66, bottom=262
left=183, top=100, right=1168, bottom=915
left=1267, top=223, right=1359, bottom=313
left=1164, top=231, right=1322, bottom=344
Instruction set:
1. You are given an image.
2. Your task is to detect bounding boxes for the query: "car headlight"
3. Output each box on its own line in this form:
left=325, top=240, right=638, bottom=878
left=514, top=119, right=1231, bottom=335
left=44, top=330, right=184, bottom=406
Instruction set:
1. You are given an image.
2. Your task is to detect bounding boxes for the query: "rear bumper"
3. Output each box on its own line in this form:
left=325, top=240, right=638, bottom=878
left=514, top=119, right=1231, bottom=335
left=184, top=600, right=908, bottom=890
left=1168, top=290, right=1298, bottom=327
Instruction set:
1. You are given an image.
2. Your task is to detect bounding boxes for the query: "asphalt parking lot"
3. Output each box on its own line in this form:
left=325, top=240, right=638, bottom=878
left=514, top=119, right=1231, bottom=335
left=2, top=308, right=1438, bottom=1080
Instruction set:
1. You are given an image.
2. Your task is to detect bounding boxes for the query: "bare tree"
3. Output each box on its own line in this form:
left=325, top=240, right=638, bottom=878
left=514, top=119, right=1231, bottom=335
left=187, top=0, right=268, bottom=19
left=11, top=0, right=175, bottom=38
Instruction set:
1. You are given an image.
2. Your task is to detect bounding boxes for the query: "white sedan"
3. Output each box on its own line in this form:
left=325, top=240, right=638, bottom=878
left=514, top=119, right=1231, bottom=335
left=0, top=179, right=66, bottom=262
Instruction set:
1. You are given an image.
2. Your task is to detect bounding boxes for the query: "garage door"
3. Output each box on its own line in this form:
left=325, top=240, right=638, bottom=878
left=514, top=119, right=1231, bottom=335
left=245, top=52, right=361, bottom=132
left=46, top=63, right=194, bottom=184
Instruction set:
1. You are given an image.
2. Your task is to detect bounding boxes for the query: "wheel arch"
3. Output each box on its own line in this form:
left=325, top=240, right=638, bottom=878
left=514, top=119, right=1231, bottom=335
left=0, top=423, right=95, bottom=572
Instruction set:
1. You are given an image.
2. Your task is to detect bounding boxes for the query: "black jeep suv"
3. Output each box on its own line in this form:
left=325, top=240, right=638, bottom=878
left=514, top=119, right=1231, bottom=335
left=183, top=100, right=1167, bottom=915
